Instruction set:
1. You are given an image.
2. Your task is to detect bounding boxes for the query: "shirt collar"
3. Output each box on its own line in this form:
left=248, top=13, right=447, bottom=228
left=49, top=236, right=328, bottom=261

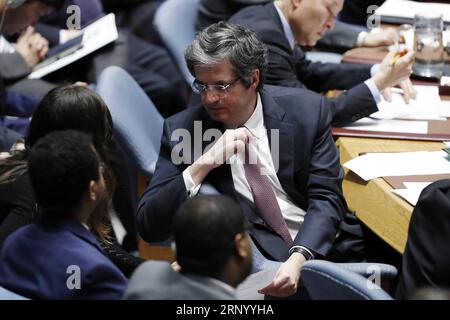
left=242, top=93, right=265, bottom=140
left=274, top=2, right=296, bottom=51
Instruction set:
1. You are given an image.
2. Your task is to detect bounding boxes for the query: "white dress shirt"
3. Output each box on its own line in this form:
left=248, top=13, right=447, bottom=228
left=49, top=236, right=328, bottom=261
left=0, top=37, right=16, bottom=54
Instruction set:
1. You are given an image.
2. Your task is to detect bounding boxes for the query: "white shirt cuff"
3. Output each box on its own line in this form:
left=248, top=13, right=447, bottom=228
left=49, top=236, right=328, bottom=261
left=370, top=63, right=380, bottom=77
left=356, top=31, right=368, bottom=47
left=182, top=168, right=202, bottom=198
left=364, top=78, right=382, bottom=104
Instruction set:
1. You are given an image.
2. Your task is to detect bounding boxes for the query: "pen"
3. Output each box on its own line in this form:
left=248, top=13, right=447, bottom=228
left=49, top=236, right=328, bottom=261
left=389, top=49, right=407, bottom=67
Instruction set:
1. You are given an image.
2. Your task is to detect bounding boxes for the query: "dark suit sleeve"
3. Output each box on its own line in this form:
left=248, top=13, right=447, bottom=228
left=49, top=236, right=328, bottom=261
left=294, top=98, right=347, bottom=257
left=292, top=46, right=372, bottom=92
left=316, top=20, right=365, bottom=53
left=34, top=23, right=60, bottom=47
left=396, top=180, right=450, bottom=299
left=136, top=120, right=189, bottom=242
left=267, top=49, right=378, bottom=127
left=327, top=83, right=379, bottom=127
left=266, top=47, right=378, bottom=127
left=0, top=53, right=31, bottom=81
left=82, top=262, right=128, bottom=300
left=260, top=38, right=372, bottom=92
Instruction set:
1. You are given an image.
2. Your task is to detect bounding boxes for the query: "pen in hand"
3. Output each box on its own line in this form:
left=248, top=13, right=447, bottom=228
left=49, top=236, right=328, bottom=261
left=389, top=49, right=407, bottom=67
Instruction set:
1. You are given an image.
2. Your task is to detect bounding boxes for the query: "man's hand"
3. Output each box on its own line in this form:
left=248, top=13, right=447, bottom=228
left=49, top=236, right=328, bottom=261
left=360, top=28, right=400, bottom=47
left=188, top=127, right=252, bottom=185
left=258, top=252, right=306, bottom=297
left=14, top=26, right=49, bottom=67
left=372, top=48, right=416, bottom=103
left=201, top=127, right=251, bottom=168
left=171, top=261, right=181, bottom=272
left=381, top=78, right=417, bottom=103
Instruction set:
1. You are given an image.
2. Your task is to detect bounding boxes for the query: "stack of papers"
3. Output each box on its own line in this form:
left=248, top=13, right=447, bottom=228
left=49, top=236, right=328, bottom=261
left=391, top=182, right=432, bottom=206
left=371, top=86, right=446, bottom=121
left=375, top=0, right=450, bottom=24
left=343, top=151, right=450, bottom=181
left=343, top=117, right=428, bottom=134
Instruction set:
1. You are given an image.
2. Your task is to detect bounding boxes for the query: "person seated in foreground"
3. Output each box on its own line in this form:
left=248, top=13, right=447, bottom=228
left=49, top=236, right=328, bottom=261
left=125, top=195, right=252, bottom=300
left=0, top=130, right=127, bottom=299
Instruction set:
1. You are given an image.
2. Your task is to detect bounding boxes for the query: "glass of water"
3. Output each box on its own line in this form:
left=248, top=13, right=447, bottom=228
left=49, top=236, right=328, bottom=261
left=413, top=12, right=444, bottom=78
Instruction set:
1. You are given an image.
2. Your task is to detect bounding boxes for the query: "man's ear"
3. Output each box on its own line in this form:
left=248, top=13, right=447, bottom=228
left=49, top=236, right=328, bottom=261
left=234, top=233, right=251, bottom=259
left=251, top=69, right=260, bottom=91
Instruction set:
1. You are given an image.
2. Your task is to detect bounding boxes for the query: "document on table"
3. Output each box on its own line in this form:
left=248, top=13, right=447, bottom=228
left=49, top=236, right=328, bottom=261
left=343, top=117, right=428, bottom=134
left=375, top=0, right=450, bottom=24
left=436, top=100, right=450, bottom=118
left=344, top=151, right=450, bottom=181
left=370, top=86, right=446, bottom=121
left=392, top=182, right=433, bottom=206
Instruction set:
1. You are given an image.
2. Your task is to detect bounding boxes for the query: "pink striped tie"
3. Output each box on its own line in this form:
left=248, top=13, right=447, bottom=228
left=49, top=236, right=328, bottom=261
left=243, top=143, right=293, bottom=246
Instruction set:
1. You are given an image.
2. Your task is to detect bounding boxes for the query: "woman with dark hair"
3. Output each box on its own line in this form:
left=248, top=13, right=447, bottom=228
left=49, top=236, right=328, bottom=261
left=0, top=85, right=142, bottom=276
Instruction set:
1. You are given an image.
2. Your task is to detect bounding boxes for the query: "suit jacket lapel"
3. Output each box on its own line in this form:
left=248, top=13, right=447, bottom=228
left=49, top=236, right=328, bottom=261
left=260, top=89, right=297, bottom=196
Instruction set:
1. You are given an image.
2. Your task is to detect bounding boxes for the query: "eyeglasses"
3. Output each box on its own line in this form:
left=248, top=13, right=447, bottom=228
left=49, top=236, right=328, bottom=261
left=191, top=77, right=241, bottom=96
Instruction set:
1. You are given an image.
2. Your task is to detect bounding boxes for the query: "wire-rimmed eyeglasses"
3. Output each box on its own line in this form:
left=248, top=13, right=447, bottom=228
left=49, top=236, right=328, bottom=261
left=191, top=77, right=241, bottom=96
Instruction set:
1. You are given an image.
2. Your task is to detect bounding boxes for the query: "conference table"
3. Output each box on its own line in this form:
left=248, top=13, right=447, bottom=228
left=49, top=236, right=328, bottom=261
left=336, top=137, right=445, bottom=254
left=335, top=45, right=450, bottom=254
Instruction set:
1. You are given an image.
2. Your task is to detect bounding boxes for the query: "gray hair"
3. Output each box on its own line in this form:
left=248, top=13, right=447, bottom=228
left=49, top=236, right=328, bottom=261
left=185, top=21, right=268, bottom=91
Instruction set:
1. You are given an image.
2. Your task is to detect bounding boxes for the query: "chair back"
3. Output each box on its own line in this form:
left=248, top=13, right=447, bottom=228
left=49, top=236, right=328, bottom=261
left=301, top=260, right=393, bottom=300
left=97, top=66, right=163, bottom=176
left=154, top=0, right=198, bottom=85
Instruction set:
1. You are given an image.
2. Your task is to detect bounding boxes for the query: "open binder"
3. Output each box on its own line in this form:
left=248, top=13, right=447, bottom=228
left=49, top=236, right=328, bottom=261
left=28, top=13, right=118, bottom=79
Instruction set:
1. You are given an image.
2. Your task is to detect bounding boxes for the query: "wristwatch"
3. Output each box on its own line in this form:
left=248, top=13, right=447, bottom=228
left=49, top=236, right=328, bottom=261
left=288, top=246, right=315, bottom=260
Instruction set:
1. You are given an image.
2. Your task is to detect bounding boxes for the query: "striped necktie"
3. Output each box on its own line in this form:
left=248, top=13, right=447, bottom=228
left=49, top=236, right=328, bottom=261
left=243, top=143, right=293, bottom=246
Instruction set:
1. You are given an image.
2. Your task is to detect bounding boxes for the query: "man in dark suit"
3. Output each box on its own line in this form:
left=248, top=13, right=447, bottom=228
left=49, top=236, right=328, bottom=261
left=197, top=0, right=398, bottom=54
left=395, top=179, right=450, bottom=300
left=0, top=130, right=127, bottom=299
left=137, top=22, right=356, bottom=297
left=229, top=0, right=416, bottom=126
left=126, top=195, right=252, bottom=300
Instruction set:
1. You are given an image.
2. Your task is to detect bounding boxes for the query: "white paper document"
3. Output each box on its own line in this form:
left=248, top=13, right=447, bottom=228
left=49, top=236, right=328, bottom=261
left=344, top=151, right=450, bottom=181
left=392, top=182, right=433, bottom=206
left=343, top=117, right=428, bottom=134
left=436, top=100, right=450, bottom=118
left=371, top=86, right=446, bottom=121
left=375, top=0, right=450, bottom=24
left=28, top=14, right=118, bottom=79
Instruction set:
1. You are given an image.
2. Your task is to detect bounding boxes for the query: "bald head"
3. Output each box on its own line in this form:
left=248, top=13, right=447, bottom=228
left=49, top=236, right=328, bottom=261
left=277, top=0, right=343, bottom=46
